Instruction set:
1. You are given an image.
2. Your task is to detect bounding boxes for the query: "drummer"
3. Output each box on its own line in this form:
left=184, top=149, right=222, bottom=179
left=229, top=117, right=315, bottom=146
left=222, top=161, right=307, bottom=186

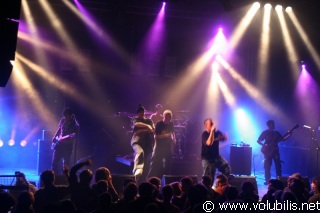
left=149, top=104, right=163, bottom=125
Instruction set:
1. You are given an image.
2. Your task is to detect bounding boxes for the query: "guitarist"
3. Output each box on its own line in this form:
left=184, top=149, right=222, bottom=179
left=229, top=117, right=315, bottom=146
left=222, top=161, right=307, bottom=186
left=51, top=107, right=79, bottom=174
left=257, top=120, right=292, bottom=185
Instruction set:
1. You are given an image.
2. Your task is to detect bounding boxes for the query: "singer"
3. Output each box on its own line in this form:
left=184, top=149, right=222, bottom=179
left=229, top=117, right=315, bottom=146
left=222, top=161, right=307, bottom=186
left=201, top=118, right=231, bottom=183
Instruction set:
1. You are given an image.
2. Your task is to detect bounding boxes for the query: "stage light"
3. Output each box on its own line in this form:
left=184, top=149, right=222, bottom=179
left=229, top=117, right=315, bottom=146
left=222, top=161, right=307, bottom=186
left=275, top=5, right=282, bottom=11
left=20, top=140, right=27, bottom=147
left=285, top=7, right=292, bottom=13
left=8, top=139, right=15, bottom=146
left=0, top=139, right=3, bottom=147
left=253, top=2, right=260, bottom=9
left=264, top=4, right=272, bottom=10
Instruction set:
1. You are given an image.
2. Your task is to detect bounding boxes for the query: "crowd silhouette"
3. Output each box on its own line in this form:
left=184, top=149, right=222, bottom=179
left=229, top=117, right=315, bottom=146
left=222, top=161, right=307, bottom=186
left=0, top=159, right=319, bottom=213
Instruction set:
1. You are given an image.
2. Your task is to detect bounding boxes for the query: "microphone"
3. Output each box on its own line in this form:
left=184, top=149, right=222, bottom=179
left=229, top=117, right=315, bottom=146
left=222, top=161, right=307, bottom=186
left=303, top=125, right=311, bottom=129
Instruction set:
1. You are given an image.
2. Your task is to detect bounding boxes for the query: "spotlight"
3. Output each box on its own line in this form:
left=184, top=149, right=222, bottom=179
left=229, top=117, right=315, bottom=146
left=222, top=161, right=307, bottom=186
left=253, top=2, right=260, bottom=9
left=20, top=140, right=27, bottom=147
left=8, top=139, right=15, bottom=146
left=285, top=6, right=292, bottom=13
left=0, top=139, right=3, bottom=147
left=264, top=4, right=272, bottom=10
left=275, top=5, right=282, bottom=11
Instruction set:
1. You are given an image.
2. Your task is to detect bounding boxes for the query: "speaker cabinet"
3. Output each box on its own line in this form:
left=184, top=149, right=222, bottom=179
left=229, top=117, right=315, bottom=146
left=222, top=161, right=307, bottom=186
left=230, top=146, right=252, bottom=176
left=161, top=175, right=198, bottom=186
left=37, top=139, right=53, bottom=175
left=228, top=176, right=258, bottom=195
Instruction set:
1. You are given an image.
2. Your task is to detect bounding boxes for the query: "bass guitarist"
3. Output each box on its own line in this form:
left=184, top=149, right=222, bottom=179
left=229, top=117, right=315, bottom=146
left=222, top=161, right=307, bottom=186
left=257, top=120, right=295, bottom=185
left=51, top=107, right=79, bottom=174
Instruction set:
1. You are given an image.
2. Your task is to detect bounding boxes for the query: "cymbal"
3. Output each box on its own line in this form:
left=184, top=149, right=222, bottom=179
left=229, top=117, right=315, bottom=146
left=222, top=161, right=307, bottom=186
left=116, top=112, right=134, bottom=117
left=174, top=125, right=186, bottom=128
left=176, top=110, right=190, bottom=113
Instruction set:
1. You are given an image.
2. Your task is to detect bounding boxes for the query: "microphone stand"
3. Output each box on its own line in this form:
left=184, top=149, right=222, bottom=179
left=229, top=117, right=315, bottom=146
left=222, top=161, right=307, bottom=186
left=311, top=128, right=320, bottom=176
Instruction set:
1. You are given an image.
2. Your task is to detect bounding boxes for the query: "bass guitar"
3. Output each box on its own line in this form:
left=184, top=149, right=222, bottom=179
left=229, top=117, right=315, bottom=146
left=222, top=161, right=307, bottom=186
left=261, top=124, right=299, bottom=157
left=51, top=133, right=76, bottom=150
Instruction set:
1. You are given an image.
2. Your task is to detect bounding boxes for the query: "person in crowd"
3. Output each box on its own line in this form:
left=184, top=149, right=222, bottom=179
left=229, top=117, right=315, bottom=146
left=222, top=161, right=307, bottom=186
left=308, top=176, right=320, bottom=204
left=92, top=167, right=119, bottom=202
left=64, top=159, right=96, bottom=212
left=238, top=180, right=259, bottom=203
left=33, top=170, right=70, bottom=213
left=161, top=184, right=180, bottom=213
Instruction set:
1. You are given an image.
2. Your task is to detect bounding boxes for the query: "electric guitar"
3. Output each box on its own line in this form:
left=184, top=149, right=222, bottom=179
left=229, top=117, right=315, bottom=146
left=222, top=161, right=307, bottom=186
left=261, top=124, right=299, bottom=157
left=51, top=133, right=76, bottom=150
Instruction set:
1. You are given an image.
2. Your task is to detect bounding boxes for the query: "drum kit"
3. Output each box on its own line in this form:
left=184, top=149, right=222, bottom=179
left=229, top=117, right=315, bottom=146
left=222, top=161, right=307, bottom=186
left=113, top=109, right=190, bottom=159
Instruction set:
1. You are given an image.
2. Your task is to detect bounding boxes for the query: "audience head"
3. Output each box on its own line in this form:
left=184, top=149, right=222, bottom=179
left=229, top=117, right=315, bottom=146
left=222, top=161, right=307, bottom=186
left=123, top=178, right=136, bottom=189
left=162, top=184, right=174, bottom=202
left=223, top=185, right=239, bottom=201
left=241, top=181, right=256, bottom=193
left=95, top=167, right=111, bottom=183
left=180, top=176, right=194, bottom=192
left=281, top=190, right=298, bottom=203
left=170, top=181, right=182, bottom=197
left=147, top=176, right=161, bottom=190
left=0, top=192, right=15, bottom=213
left=99, top=192, right=113, bottom=209
left=311, top=176, right=320, bottom=193
left=289, top=178, right=305, bottom=194
left=40, top=170, right=55, bottom=186
left=202, top=175, right=213, bottom=188
left=123, top=182, right=138, bottom=200
left=268, top=179, right=284, bottom=190
left=79, top=169, right=93, bottom=185
left=187, top=183, right=208, bottom=207
left=215, top=174, right=229, bottom=188
left=96, top=180, right=109, bottom=194
left=16, top=191, right=34, bottom=209
left=138, top=182, right=155, bottom=199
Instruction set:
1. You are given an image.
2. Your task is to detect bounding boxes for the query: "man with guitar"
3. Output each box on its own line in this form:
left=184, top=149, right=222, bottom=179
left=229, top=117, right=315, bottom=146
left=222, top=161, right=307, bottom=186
left=257, top=120, right=298, bottom=185
left=51, top=107, right=79, bottom=174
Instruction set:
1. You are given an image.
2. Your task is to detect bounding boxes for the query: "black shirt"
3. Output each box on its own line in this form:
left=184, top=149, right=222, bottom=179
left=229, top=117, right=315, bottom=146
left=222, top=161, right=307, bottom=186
left=201, top=130, right=224, bottom=161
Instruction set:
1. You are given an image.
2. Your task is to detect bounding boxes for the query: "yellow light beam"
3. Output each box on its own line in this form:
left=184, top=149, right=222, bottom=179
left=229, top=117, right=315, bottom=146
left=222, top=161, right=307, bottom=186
left=16, top=53, right=112, bottom=123
left=287, top=10, right=320, bottom=70
left=216, top=55, right=290, bottom=124
left=164, top=40, right=218, bottom=107
left=11, top=58, right=59, bottom=129
left=230, top=2, right=260, bottom=49
left=257, top=4, right=272, bottom=91
left=62, top=0, right=130, bottom=64
left=276, top=6, right=300, bottom=81
left=39, top=0, right=77, bottom=51
left=205, top=61, right=221, bottom=116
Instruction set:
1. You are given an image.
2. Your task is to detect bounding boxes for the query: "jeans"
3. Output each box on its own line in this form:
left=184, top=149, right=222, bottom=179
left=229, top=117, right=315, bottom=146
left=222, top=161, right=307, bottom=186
left=202, top=156, right=231, bottom=182
left=264, top=152, right=282, bottom=182
left=132, top=143, right=151, bottom=181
